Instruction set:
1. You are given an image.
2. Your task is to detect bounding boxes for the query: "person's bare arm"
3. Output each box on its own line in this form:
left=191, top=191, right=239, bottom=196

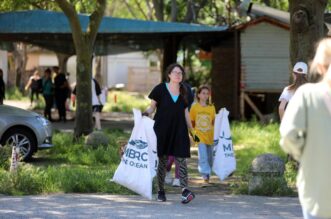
left=279, top=100, right=288, bottom=121
left=143, top=100, right=157, bottom=116
left=185, top=108, right=193, bottom=130
left=25, top=78, right=32, bottom=91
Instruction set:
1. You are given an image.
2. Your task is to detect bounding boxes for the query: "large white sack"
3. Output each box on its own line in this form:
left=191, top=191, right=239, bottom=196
left=212, top=108, right=236, bottom=181
left=112, top=109, right=158, bottom=200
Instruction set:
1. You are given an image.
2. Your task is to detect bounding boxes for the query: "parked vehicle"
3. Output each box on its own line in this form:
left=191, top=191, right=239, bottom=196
left=0, top=105, right=53, bottom=161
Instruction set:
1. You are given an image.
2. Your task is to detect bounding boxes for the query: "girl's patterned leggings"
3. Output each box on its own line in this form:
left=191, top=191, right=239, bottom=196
left=157, top=155, right=187, bottom=191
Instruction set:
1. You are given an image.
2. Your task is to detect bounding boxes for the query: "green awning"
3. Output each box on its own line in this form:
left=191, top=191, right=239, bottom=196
left=0, top=10, right=228, bottom=55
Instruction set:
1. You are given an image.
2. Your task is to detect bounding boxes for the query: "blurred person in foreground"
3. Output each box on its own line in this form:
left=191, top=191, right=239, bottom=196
left=280, top=38, right=331, bottom=219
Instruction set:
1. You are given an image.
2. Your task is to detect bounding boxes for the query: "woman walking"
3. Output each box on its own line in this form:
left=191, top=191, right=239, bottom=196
left=144, top=63, right=197, bottom=204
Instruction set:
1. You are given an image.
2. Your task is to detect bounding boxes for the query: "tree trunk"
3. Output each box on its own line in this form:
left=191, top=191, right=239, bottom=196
left=289, top=0, right=327, bottom=67
left=170, top=0, right=178, bottom=22
left=13, top=43, right=27, bottom=90
left=211, top=34, right=240, bottom=119
left=56, top=53, right=71, bottom=73
left=74, top=42, right=93, bottom=137
left=162, top=36, right=181, bottom=81
left=152, top=0, right=164, bottom=21
left=55, top=0, right=106, bottom=137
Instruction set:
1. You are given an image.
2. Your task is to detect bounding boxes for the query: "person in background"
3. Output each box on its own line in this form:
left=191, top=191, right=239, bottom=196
left=190, top=85, right=216, bottom=184
left=72, top=78, right=104, bottom=130
left=42, top=68, right=54, bottom=122
left=0, top=68, right=5, bottom=105
left=91, top=78, right=104, bottom=130
left=53, top=66, right=69, bottom=122
left=25, top=70, right=42, bottom=107
left=278, top=62, right=308, bottom=120
left=280, top=38, right=331, bottom=219
left=143, top=63, right=198, bottom=204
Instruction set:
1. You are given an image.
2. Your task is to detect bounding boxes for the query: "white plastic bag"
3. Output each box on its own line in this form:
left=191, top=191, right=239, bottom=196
left=112, top=109, right=158, bottom=199
left=212, top=108, right=236, bottom=181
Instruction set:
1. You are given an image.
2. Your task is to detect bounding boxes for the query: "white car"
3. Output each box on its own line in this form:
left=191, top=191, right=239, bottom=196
left=0, top=104, right=53, bottom=161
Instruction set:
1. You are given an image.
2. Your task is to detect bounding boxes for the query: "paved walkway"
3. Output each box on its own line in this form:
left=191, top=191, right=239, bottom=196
left=0, top=194, right=302, bottom=219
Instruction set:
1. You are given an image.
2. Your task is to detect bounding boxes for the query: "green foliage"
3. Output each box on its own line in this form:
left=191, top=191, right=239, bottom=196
left=231, top=121, right=297, bottom=196
left=103, top=91, right=149, bottom=113
left=252, top=0, right=288, bottom=11
left=0, top=130, right=133, bottom=195
left=232, top=121, right=285, bottom=176
left=0, top=145, right=11, bottom=170
left=248, top=176, right=295, bottom=196
left=5, top=87, right=27, bottom=101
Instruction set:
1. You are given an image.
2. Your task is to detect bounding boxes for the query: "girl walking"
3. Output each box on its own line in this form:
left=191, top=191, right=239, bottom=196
left=189, top=85, right=216, bottom=183
left=144, top=63, right=197, bottom=204
left=278, top=61, right=308, bottom=120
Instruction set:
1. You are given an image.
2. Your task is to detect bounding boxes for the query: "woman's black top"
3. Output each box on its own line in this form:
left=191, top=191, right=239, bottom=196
left=148, top=83, right=190, bottom=158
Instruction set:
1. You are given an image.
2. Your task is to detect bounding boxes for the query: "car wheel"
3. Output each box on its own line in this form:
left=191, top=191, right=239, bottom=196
left=1, top=128, right=37, bottom=161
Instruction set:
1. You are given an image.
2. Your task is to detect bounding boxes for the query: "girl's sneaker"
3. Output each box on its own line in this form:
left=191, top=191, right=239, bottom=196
left=172, top=178, right=180, bottom=187
left=157, top=191, right=167, bottom=202
left=181, top=189, right=195, bottom=204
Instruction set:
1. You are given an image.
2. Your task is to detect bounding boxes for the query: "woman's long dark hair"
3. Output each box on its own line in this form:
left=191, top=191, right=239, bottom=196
left=287, top=73, right=308, bottom=91
left=165, top=63, right=188, bottom=105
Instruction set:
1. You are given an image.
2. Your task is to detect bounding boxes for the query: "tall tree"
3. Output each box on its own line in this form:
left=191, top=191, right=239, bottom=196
left=289, top=0, right=327, bottom=67
left=55, top=0, right=106, bottom=137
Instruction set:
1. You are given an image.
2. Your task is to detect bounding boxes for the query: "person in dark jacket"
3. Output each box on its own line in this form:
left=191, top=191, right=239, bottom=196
left=42, top=68, right=54, bottom=121
left=53, top=66, right=69, bottom=122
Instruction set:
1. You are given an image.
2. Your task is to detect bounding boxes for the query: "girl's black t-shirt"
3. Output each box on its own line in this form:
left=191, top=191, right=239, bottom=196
left=148, top=83, right=190, bottom=158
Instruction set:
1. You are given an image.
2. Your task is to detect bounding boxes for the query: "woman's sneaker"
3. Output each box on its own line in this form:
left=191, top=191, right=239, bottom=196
left=181, top=189, right=195, bottom=204
left=157, top=191, right=166, bottom=202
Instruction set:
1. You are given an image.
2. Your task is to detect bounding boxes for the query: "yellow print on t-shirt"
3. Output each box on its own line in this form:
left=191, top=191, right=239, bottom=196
left=196, top=113, right=212, bottom=132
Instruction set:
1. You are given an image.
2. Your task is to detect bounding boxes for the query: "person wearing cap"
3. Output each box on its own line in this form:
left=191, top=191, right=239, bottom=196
left=280, top=38, right=331, bottom=219
left=278, top=61, right=308, bottom=120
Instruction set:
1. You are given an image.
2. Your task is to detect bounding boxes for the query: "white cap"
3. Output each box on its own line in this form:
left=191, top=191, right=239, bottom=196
left=293, top=62, right=308, bottom=74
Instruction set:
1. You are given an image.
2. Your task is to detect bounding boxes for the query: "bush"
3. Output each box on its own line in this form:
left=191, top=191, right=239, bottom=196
left=0, top=166, right=43, bottom=195
left=103, top=91, right=149, bottom=113
left=5, top=87, right=27, bottom=101
left=0, top=146, right=11, bottom=170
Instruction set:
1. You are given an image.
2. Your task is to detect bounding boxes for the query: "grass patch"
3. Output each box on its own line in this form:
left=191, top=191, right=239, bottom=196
left=5, top=87, right=28, bottom=101
left=0, top=120, right=297, bottom=196
left=231, top=121, right=297, bottom=196
left=103, top=91, right=149, bottom=113
left=0, top=129, right=133, bottom=195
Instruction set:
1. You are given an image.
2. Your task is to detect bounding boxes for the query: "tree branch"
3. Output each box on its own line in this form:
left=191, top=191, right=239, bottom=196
left=87, top=0, right=106, bottom=48
left=55, top=0, right=84, bottom=51
left=146, top=0, right=156, bottom=20
left=152, top=0, right=164, bottom=21
left=124, top=0, right=138, bottom=19
left=134, top=0, right=149, bottom=20
left=170, top=0, right=178, bottom=22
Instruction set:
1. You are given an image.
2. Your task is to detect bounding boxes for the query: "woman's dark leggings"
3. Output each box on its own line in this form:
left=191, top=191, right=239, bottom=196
left=30, top=89, right=39, bottom=104
left=43, top=94, right=53, bottom=120
left=157, top=155, right=188, bottom=192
